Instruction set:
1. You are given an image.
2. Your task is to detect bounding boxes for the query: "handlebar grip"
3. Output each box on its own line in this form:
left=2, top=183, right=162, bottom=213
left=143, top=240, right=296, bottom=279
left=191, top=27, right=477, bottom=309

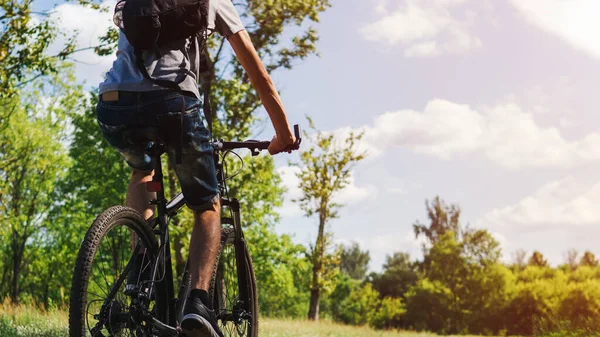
left=292, top=124, right=302, bottom=149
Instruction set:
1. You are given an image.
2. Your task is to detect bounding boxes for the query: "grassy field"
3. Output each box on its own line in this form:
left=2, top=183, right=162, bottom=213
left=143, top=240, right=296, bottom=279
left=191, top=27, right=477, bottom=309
left=0, top=302, right=478, bottom=337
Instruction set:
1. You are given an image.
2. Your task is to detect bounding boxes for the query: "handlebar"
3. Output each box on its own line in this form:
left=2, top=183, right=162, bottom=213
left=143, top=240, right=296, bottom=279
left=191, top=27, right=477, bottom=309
left=213, top=124, right=302, bottom=156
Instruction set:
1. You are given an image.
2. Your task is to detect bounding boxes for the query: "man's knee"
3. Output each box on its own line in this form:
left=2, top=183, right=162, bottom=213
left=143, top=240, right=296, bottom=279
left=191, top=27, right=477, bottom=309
left=131, top=169, right=154, bottom=181
left=193, top=196, right=221, bottom=217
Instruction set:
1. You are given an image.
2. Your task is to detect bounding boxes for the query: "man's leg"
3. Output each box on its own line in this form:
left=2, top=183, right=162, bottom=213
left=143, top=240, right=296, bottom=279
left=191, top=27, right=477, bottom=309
left=126, top=169, right=156, bottom=221
left=182, top=200, right=225, bottom=337
left=124, top=169, right=156, bottom=292
left=188, top=200, right=221, bottom=292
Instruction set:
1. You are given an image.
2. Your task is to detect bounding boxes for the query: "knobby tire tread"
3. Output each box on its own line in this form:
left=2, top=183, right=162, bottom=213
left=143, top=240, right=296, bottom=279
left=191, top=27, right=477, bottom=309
left=68, top=206, right=160, bottom=337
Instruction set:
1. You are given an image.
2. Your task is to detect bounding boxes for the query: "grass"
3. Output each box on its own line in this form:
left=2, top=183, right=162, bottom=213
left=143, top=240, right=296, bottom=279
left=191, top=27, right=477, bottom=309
left=260, top=318, right=445, bottom=337
left=0, top=301, right=67, bottom=337
left=0, top=301, right=483, bottom=337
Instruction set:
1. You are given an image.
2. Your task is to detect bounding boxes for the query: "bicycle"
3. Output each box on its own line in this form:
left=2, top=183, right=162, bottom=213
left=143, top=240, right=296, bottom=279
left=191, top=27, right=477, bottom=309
left=69, top=125, right=302, bottom=337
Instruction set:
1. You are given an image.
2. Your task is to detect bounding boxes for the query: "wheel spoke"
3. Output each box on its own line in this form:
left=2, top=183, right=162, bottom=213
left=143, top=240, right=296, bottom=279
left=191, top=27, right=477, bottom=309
left=214, top=234, right=255, bottom=337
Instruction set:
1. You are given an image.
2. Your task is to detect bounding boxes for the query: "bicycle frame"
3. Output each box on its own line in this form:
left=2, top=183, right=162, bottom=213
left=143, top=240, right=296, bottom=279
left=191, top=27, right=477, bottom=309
left=120, top=124, right=300, bottom=335
left=141, top=143, right=251, bottom=335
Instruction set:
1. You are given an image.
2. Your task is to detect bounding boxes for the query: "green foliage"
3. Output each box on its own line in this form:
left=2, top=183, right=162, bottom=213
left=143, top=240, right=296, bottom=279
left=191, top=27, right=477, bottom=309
left=0, top=1, right=116, bottom=100
left=404, top=279, right=453, bottom=333
left=206, top=0, right=330, bottom=140
left=245, top=224, right=311, bottom=318
left=504, top=280, right=559, bottom=335
left=558, top=281, right=600, bottom=332
left=370, top=252, right=419, bottom=300
left=223, top=154, right=284, bottom=227
left=409, top=197, right=510, bottom=335
left=529, top=251, right=550, bottom=267
left=59, top=93, right=130, bottom=213
left=369, top=297, right=406, bottom=330
left=580, top=251, right=599, bottom=267
left=0, top=75, right=81, bottom=303
left=293, top=118, right=365, bottom=320
left=340, top=241, right=371, bottom=280
left=413, top=196, right=460, bottom=247
left=337, top=283, right=381, bottom=326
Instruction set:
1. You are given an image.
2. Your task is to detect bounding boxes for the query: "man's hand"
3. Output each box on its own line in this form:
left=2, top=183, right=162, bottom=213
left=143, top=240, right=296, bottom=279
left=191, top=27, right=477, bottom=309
left=268, top=135, right=296, bottom=155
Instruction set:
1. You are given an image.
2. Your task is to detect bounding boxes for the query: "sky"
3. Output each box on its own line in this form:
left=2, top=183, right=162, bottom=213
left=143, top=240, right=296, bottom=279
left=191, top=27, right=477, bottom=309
left=41, top=0, right=600, bottom=271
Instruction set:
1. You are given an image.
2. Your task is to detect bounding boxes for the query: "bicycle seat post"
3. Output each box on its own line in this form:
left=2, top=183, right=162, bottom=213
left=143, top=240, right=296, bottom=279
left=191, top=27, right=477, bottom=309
left=146, top=142, right=166, bottom=205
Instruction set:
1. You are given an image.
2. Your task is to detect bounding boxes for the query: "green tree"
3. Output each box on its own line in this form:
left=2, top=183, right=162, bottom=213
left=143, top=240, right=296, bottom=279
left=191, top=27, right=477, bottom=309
left=0, top=79, right=80, bottom=303
left=529, top=251, right=549, bottom=267
left=564, top=249, right=579, bottom=271
left=510, top=249, right=528, bottom=271
left=293, top=120, right=365, bottom=320
left=336, top=283, right=381, bottom=326
left=369, top=296, right=405, bottom=330
left=0, top=0, right=117, bottom=102
left=558, top=281, right=600, bottom=332
left=404, top=279, right=453, bottom=333
left=340, top=241, right=370, bottom=280
left=245, top=224, right=311, bottom=317
left=407, top=197, right=511, bottom=334
left=580, top=251, right=599, bottom=267
left=370, top=252, right=418, bottom=300
left=413, top=196, right=460, bottom=248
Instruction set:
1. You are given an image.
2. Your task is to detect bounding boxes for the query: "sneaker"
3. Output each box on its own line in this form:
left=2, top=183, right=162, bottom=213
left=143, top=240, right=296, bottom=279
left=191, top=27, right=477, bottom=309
left=181, top=295, right=224, bottom=337
left=124, top=253, right=152, bottom=296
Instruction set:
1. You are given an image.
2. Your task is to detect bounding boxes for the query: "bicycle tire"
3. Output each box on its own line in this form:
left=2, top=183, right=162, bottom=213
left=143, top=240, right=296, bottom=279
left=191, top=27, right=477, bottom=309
left=209, top=228, right=259, bottom=337
left=69, top=206, right=169, bottom=336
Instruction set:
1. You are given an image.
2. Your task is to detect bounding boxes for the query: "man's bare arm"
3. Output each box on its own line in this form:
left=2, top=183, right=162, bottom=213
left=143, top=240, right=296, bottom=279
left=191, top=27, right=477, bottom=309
left=227, top=30, right=295, bottom=152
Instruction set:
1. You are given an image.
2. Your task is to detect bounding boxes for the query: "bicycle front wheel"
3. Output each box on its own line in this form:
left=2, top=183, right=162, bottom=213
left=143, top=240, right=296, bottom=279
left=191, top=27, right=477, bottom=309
left=69, top=206, right=168, bottom=337
left=210, top=228, right=258, bottom=337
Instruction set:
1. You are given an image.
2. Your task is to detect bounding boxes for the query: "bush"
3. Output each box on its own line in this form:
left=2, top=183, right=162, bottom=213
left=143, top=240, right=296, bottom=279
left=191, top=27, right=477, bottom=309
left=504, top=280, right=559, bottom=336
left=368, top=297, right=405, bottom=330
left=557, top=281, right=600, bottom=332
left=403, top=279, right=453, bottom=334
left=336, top=283, right=380, bottom=326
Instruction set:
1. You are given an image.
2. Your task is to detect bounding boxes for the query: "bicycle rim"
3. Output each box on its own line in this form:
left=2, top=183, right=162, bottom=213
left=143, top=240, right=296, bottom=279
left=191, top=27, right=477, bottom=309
left=69, top=206, right=160, bottom=337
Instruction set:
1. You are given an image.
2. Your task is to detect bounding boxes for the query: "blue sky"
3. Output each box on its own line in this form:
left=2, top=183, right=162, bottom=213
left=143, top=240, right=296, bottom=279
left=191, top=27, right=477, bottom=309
left=44, top=0, right=600, bottom=271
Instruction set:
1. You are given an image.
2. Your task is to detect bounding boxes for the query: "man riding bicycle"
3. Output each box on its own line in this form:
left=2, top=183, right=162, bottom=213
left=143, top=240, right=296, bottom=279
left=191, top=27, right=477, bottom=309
left=95, top=0, right=296, bottom=336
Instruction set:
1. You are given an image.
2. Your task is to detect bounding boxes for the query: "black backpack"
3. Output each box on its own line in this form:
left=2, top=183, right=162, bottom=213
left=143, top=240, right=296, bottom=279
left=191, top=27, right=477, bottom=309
left=114, top=0, right=213, bottom=160
left=115, top=0, right=209, bottom=90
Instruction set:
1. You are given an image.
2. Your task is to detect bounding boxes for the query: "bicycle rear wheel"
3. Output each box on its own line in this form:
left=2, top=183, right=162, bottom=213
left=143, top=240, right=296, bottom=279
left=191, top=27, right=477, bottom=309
left=69, top=206, right=168, bottom=337
left=210, top=228, right=258, bottom=337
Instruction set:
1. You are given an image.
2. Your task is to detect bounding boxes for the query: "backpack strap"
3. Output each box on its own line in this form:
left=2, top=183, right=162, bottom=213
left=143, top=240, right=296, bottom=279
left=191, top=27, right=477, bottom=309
left=199, top=36, right=213, bottom=138
left=202, top=72, right=212, bottom=137
left=134, top=47, right=186, bottom=164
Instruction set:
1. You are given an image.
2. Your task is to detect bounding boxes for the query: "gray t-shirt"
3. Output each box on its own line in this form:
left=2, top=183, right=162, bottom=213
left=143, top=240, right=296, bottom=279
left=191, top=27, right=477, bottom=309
left=99, top=0, right=245, bottom=99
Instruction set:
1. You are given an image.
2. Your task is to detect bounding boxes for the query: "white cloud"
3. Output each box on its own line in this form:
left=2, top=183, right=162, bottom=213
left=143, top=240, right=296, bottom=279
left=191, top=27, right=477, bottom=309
left=480, top=176, right=600, bottom=231
left=360, top=0, right=481, bottom=57
left=277, top=166, right=303, bottom=217
left=276, top=166, right=376, bottom=217
left=49, top=1, right=116, bottom=86
left=351, top=99, right=600, bottom=170
left=510, top=0, right=600, bottom=59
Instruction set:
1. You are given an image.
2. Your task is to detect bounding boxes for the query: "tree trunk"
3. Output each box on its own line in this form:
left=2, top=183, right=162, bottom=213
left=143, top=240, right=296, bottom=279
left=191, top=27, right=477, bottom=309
left=308, top=210, right=327, bottom=321
left=10, top=242, right=22, bottom=304
left=307, top=288, right=320, bottom=320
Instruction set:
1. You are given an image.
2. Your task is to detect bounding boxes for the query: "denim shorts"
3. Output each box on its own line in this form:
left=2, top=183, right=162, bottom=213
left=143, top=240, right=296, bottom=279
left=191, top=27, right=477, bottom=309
left=96, top=90, right=219, bottom=210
